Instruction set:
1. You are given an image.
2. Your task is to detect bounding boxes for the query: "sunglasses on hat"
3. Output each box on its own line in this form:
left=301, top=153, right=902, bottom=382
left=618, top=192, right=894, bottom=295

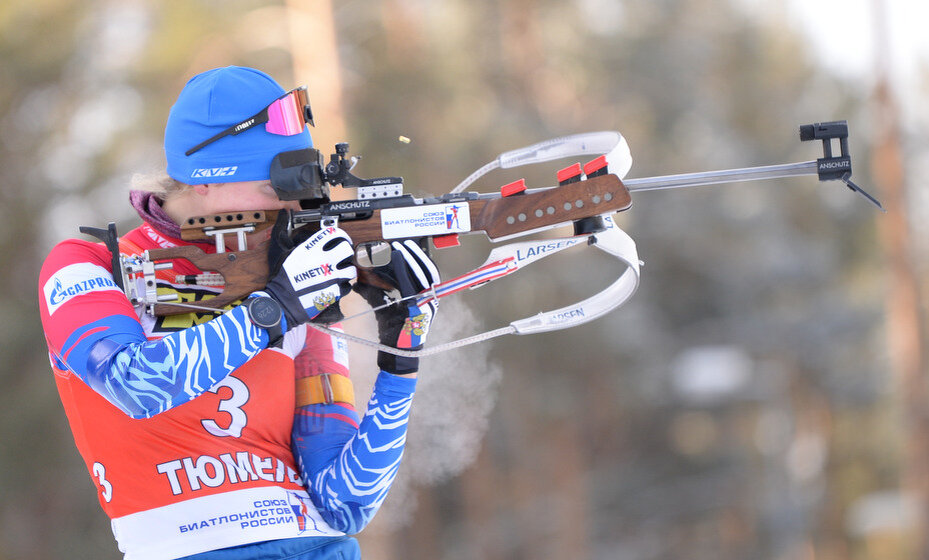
left=185, top=86, right=314, bottom=156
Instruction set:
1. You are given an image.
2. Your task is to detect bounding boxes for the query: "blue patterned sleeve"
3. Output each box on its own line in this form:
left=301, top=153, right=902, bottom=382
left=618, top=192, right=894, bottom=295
left=40, top=239, right=271, bottom=419
left=292, top=371, right=416, bottom=534
left=59, top=307, right=268, bottom=419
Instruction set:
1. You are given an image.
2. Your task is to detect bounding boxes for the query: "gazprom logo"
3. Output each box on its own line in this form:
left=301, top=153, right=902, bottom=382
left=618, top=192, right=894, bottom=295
left=44, top=263, right=120, bottom=315
left=191, top=166, right=239, bottom=178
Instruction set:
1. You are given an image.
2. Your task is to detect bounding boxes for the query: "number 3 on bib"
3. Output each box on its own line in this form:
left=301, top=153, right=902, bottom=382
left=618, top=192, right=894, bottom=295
left=201, top=376, right=249, bottom=438
left=92, top=461, right=113, bottom=503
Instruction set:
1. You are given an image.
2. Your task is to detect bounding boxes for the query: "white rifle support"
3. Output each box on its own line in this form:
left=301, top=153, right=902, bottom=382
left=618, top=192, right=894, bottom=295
left=311, top=123, right=879, bottom=355
left=309, top=216, right=640, bottom=357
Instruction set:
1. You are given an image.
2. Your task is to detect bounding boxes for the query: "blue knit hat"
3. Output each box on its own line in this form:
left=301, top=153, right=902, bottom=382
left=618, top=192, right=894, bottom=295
left=164, top=66, right=313, bottom=185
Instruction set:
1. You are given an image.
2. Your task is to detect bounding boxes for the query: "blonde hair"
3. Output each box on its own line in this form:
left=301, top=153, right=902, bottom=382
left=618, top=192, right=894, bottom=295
left=130, top=172, right=189, bottom=199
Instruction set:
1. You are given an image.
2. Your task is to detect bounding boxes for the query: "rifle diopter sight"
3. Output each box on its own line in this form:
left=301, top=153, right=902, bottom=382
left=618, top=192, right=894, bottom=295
left=269, top=143, right=404, bottom=207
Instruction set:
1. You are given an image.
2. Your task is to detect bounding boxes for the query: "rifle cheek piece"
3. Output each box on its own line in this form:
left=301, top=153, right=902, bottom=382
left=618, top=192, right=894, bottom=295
left=270, top=148, right=331, bottom=207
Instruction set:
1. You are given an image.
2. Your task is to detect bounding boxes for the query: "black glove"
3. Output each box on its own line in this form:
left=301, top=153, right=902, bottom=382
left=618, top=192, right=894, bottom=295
left=353, top=240, right=440, bottom=375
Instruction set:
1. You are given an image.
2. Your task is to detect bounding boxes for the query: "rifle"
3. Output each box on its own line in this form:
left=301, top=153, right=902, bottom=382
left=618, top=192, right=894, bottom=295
left=83, top=121, right=880, bottom=354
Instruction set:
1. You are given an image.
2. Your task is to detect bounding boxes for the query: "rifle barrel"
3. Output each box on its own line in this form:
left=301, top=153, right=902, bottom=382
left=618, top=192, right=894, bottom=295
left=294, top=161, right=822, bottom=226
left=622, top=160, right=819, bottom=193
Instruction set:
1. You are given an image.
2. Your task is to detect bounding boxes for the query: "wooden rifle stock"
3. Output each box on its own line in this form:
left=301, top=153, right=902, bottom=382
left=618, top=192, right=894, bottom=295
left=147, top=173, right=631, bottom=316
left=146, top=243, right=270, bottom=316
left=330, top=173, right=630, bottom=243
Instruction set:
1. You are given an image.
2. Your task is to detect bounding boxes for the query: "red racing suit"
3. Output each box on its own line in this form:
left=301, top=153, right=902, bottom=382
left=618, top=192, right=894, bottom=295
left=39, top=220, right=416, bottom=560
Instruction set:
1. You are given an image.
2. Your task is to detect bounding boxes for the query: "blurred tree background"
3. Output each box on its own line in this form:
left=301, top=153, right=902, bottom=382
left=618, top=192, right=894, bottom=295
left=1, top=0, right=926, bottom=559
